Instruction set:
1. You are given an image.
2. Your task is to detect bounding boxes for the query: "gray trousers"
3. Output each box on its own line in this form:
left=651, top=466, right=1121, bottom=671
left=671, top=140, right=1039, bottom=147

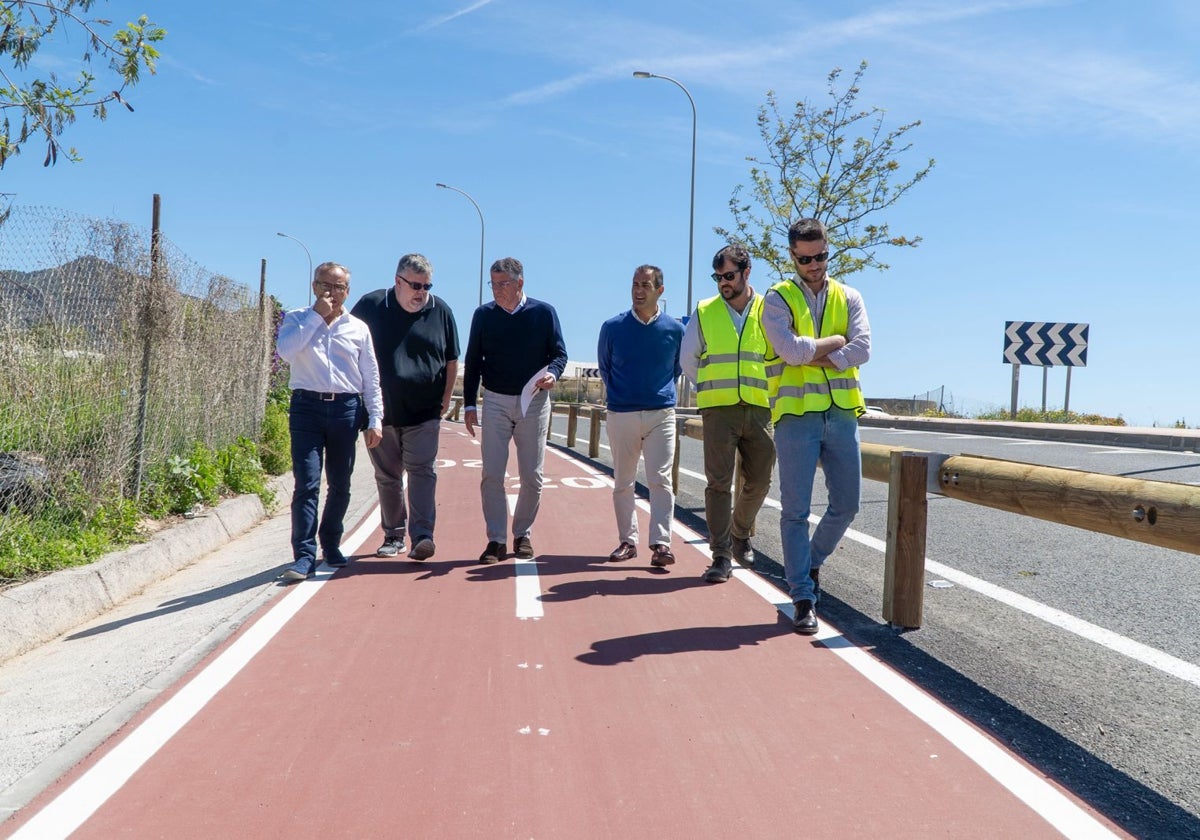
left=366, top=418, right=441, bottom=541
left=480, top=389, right=551, bottom=544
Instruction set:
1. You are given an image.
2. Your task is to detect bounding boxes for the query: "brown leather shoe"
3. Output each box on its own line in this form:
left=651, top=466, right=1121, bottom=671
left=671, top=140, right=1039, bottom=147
left=609, top=542, right=637, bottom=562
left=650, top=544, right=676, bottom=567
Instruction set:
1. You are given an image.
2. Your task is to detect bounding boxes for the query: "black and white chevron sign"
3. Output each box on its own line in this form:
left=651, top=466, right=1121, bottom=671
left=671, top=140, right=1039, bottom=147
left=1003, top=321, right=1089, bottom=367
left=580, top=367, right=601, bottom=379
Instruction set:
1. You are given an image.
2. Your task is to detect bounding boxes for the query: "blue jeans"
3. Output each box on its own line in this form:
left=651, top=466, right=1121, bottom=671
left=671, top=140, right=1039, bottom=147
left=289, top=392, right=362, bottom=572
left=776, top=408, right=861, bottom=604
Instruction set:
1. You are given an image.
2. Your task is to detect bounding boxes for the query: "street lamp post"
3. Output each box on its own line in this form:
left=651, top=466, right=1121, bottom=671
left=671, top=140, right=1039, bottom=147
left=633, top=70, right=697, bottom=317
left=435, top=183, right=486, bottom=307
left=275, top=231, right=314, bottom=304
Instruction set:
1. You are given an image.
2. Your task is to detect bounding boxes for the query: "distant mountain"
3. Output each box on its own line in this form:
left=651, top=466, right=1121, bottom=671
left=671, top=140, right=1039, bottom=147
left=0, top=255, right=144, bottom=348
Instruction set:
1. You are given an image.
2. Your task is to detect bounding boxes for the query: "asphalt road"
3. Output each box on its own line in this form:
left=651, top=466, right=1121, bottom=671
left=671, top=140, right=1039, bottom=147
left=549, top=413, right=1200, bottom=838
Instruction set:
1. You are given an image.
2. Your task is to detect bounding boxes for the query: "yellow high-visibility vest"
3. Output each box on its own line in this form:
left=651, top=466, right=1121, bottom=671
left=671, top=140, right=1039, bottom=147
left=764, top=279, right=864, bottom=422
left=695, top=294, right=770, bottom=409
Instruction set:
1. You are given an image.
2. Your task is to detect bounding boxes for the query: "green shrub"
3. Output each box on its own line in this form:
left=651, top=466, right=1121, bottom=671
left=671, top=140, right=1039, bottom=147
left=259, top=399, right=291, bottom=475
left=219, top=437, right=274, bottom=506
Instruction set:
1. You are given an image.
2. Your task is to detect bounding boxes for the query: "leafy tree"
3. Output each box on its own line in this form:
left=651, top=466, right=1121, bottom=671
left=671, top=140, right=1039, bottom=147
left=0, top=1, right=165, bottom=167
left=717, top=61, right=934, bottom=282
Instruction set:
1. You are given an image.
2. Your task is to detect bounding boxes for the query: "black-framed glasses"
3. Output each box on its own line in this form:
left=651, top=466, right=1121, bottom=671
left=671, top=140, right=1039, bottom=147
left=398, top=276, right=433, bottom=291
left=793, top=251, right=829, bottom=265
left=315, top=282, right=348, bottom=293
left=711, top=270, right=742, bottom=283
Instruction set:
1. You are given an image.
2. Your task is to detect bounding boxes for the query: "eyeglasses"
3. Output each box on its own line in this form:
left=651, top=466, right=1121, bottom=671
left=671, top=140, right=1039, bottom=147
left=315, top=282, right=348, bottom=293
left=711, top=270, right=742, bottom=283
left=398, top=276, right=433, bottom=291
left=490, top=279, right=517, bottom=289
left=793, top=251, right=829, bottom=265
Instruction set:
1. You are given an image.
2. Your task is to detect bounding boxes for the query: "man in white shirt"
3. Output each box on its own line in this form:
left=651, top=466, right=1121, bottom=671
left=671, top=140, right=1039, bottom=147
left=276, top=262, right=383, bottom=580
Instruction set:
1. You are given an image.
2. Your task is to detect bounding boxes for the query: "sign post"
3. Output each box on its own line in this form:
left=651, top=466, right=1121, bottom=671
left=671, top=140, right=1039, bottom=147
left=1002, top=321, right=1089, bottom=418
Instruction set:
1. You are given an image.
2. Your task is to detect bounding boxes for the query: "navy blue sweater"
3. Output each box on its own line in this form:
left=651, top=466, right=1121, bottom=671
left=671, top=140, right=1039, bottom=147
left=463, top=298, right=568, bottom=406
left=597, top=310, right=683, bottom=412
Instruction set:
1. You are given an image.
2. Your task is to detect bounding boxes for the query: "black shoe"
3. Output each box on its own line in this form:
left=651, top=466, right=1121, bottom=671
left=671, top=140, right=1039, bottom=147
left=324, top=550, right=348, bottom=568
left=479, top=541, right=507, bottom=564
left=703, top=556, right=733, bottom=583
left=731, top=536, right=754, bottom=567
left=793, top=599, right=818, bottom=635
left=514, top=535, right=534, bottom=559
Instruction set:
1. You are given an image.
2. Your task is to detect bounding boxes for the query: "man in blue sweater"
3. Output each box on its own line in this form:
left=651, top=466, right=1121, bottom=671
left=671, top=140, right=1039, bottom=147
left=597, top=265, right=685, bottom=567
left=463, top=257, right=568, bottom=564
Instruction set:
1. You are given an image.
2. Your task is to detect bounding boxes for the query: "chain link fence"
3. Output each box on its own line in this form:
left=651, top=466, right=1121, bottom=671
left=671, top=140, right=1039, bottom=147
left=0, top=204, right=271, bottom=530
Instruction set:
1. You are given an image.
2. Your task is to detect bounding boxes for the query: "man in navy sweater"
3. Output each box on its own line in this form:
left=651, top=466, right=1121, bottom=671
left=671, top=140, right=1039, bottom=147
left=463, top=257, right=568, bottom=564
left=597, top=265, right=684, bottom=567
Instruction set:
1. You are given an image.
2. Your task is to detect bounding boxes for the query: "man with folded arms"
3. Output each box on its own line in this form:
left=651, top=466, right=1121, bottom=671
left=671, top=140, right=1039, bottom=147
left=277, top=262, right=383, bottom=581
left=598, top=264, right=684, bottom=568
left=761, top=218, right=871, bottom=635
left=463, top=257, right=568, bottom=564
left=352, top=253, right=459, bottom=562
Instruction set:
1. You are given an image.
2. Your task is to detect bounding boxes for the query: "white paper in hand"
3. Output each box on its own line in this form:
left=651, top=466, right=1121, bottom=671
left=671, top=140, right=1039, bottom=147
left=520, top=366, right=550, bottom=417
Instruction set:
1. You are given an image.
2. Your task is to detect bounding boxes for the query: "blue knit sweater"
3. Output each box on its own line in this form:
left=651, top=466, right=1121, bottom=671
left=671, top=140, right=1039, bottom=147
left=597, top=310, right=684, bottom=412
left=463, top=298, right=568, bottom=406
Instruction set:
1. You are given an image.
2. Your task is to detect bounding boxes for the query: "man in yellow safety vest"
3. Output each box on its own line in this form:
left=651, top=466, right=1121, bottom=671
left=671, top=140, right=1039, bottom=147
left=681, top=244, right=777, bottom=584
left=761, top=218, right=871, bottom=635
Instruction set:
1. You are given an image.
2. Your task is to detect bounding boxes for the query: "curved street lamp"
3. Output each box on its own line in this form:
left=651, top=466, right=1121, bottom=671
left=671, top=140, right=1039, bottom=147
left=435, top=183, right=486, bottom=307
left=633, top=70, right=697, bottom=317
left=275, top=231, right=314, bottom=305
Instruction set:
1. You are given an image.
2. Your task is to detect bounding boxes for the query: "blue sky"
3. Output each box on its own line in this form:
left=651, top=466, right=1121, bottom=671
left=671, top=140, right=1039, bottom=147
left=4, top=0, right=1199, bottom=427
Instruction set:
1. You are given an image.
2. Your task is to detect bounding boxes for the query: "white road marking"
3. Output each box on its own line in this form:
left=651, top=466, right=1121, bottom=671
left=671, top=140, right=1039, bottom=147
left=8, top=510, right=381, bottom=840
left=509, top=493, right=543, bottom=619
left=677, top=462, right=1200, bottom=688
left=657, top=477, right=1120, bottom=840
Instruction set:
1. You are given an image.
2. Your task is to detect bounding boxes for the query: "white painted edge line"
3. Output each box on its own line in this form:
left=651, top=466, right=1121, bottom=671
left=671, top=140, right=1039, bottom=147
left=568, top=449, right=1118, bottom=838
left=679, top=465, right=1200, bottom=690
left=508, top=493, right=544, bottom=620
left=9, top=510, right=381, bottom=840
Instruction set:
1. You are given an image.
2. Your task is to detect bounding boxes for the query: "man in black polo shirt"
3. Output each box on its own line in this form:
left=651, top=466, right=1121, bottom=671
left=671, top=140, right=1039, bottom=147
left=463, top=256, right=567, bottom=564
left=352, top=253, right=460, bottom=561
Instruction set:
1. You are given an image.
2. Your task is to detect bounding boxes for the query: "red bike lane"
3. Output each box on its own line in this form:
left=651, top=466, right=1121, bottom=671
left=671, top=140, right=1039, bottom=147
left=5, top=425, right=1128, bottom=839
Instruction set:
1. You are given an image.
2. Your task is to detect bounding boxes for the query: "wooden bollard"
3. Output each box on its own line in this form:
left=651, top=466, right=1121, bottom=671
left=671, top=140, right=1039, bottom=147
left=567, top=404, right=579, bottom=447
left=882, top=450, right=928, bottom=629
left=589, top=407, right=602, bottom=458
left=546, top=400, right=554, bottom=442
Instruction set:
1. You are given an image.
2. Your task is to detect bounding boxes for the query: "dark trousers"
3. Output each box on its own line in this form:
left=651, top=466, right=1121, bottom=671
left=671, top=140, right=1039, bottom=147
left=289, top=392, right=361, bottom=570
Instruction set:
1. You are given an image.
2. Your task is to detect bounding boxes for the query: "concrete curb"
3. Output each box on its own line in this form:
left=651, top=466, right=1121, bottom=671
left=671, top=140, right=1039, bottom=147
left=0, top=484, right=284, bottom=666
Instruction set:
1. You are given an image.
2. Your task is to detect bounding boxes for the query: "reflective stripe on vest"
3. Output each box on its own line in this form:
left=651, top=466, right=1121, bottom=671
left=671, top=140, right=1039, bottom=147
left=765, top=279, right=865, bottom=422
left=695, top=294, right=770, bottom=409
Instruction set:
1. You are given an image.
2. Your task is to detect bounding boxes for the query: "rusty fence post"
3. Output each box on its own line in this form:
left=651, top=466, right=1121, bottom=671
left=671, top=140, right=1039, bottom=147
left=882, top=450, right=928, bottom=629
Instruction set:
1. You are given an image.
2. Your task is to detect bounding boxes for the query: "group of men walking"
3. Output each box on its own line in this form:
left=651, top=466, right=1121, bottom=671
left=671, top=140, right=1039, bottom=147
left=274, top=216, right=871, bottom=637
left=597, top=218, right=871, bottom=635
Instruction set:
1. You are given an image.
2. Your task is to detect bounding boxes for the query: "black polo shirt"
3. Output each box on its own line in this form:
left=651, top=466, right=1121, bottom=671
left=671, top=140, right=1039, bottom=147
left=351, top=289, right=460, bottom=427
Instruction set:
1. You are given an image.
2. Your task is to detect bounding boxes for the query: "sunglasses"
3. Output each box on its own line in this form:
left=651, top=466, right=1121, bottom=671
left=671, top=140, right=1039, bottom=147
left=711, top=270, right=742, bottom=283
left=793, top=251, right=829, bottom=265
left=398, top=276, right=433, bottom=291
